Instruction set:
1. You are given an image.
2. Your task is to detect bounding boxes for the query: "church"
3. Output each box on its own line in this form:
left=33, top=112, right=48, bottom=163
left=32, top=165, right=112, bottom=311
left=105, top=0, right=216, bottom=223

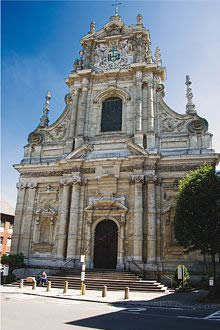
left=11, top=10, right=219, bottom=276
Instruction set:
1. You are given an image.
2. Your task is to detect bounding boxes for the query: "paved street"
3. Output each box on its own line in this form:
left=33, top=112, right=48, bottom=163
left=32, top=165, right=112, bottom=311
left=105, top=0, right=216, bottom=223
left=1, top=291, right=220, bottom=330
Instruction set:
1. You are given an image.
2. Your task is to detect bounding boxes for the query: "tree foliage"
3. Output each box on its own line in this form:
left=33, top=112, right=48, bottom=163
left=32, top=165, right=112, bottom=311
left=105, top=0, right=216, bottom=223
left=1, top=253, right=25, bottom=272
left=174, top=164, right=220, bottom=278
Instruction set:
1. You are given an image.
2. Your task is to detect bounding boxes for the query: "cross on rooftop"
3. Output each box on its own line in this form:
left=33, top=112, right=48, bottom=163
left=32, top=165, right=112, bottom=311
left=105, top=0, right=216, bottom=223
left=112, top=0, right=122, bottom=16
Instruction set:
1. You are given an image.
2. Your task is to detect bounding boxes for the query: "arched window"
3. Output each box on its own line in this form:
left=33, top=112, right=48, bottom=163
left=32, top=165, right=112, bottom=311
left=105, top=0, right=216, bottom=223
left=39, top=219, right=50, bottom=244
left=101, top=97, right=122, bottom=132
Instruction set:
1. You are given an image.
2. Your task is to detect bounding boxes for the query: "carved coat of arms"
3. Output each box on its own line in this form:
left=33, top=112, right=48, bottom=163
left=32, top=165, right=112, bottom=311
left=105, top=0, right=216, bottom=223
left=108, top=47, right=120, bottom=62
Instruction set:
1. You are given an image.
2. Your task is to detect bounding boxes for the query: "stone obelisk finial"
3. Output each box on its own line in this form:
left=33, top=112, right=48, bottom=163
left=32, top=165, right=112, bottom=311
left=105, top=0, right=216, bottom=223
left=185, top=75, right=196, bottom=114
left=39, top=91, right=51, bottom=127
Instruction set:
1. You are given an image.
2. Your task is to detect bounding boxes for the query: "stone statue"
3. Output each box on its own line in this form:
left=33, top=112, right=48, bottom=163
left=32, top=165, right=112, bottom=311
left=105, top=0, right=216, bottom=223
left=136, top=14, right=143, bottom=25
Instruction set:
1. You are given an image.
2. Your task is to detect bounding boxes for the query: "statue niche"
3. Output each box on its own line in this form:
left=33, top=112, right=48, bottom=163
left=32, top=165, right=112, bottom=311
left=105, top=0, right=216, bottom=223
left=39, top=218, right=51, bottom=244
left=32, top=200, right=57, bottom=254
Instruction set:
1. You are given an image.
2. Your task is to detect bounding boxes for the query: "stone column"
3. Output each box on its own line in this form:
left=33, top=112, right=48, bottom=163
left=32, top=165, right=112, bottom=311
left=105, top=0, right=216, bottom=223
left=65, top=89, right=80, bottom=153
left=56, top=177, right=71, bottom=260
left=19, top=182, right=37, bottom=258
left=155, top=178, right=162, bottom=263
left=75, top=78, right=89, bottom=148
left=131, top=175, right=144, bottom=261
left=146, top=175, right=157, bottom=263
left=135, top=82, right=143, bottom=132
left=11, top=182, right=27, bottom=254
left=134, top=72, right=143, bottom=147
left=66, top=174, right=82, bottom=260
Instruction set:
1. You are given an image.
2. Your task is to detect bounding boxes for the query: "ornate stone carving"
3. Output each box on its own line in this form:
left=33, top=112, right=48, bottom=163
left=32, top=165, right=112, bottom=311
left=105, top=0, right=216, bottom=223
left=94, top=39, right=133, bottom=71
left=131, top=175, right=144, bottom=184
left=64, top=93, right=73, bottom=105
left=160, top=110, right=186, bottom=132
left=44, top=124, right=67, bottom=142
left=136, top=71, right=142, bottom=82
left=156, top=84, right=165, bottom=97
left=155, top=47, right=162, bottom=66
left=187, top=119, right=208, bottom=133
left=39, top=91, right=51, bottom=128
left=88, top=195, right=126, bottom=206
left=185, top=75, right=196, bottom=114
left=28, top=132, right=43, bottom=145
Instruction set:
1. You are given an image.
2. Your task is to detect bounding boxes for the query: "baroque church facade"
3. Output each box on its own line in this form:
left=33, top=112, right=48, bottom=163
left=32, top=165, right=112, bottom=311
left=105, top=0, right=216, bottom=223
left=11, top=13, right=219, bottom=275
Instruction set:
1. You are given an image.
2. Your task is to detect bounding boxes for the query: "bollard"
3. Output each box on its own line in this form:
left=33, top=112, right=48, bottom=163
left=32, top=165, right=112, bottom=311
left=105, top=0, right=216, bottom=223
left=32, top=280, right=37, bottom=290
left=102, top=285, right=107, bottom=298
left=63, top=281, right=68, bottom=294
left=124, top=287, right=129, bottom=300
left=19, top=279, right=24, bottom=289
left=46, top=281, right=51, bottom=292
left=81, top=282, right=86, bottom=295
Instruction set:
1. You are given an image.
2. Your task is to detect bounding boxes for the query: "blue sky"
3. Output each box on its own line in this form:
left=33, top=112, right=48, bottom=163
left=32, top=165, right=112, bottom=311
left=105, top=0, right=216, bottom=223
left=2, top=0, right=220, bottom=211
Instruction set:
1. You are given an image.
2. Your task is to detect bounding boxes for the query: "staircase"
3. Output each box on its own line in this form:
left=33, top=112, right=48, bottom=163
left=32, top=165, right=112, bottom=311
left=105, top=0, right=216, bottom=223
left=20, top=269, right=168, bottom=292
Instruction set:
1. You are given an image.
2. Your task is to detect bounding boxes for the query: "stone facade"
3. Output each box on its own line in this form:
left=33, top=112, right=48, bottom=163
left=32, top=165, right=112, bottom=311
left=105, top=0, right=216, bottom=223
left=11, top=14, right=219, bottom=274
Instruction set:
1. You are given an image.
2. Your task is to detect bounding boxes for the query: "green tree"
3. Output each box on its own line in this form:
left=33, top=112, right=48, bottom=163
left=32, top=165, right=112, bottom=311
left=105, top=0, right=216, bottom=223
left=1, top=253, right=25, bottom=272
left=174, top=164, right=220, bottom=287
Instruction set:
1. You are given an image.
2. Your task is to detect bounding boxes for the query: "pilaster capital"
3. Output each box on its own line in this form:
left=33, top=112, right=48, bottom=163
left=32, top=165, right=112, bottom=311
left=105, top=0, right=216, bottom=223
left=145, top=174, right=157, bottom=184
left=71, top=174, right=87, bottom=186
left=27, top=182, right=38, bottom=189
left=60, top=177, right=72, bottom=187
left=131, top=174, right=145, bottom=185
left=16, top=182, right=27, bottom=190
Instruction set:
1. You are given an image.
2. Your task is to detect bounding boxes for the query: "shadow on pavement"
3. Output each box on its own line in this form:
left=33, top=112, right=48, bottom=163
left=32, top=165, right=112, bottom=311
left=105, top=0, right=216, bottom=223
left=65, top=307, right=220, bottom=330
left=111, top=289, right=220, bottom=309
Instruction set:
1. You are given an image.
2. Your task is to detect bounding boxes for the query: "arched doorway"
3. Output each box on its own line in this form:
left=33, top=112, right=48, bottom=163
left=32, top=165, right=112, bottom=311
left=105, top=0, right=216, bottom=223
left=94, top=220, right=118, bottom=269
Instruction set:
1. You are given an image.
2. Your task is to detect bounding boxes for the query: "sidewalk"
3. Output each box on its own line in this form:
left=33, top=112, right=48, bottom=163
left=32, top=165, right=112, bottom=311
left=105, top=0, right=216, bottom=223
left=1, top=285, right=220, bottom=310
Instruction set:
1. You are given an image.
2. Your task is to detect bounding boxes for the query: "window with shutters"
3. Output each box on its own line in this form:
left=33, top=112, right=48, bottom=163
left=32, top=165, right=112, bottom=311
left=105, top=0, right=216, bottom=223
left=101, top=97, right=122, bottom=132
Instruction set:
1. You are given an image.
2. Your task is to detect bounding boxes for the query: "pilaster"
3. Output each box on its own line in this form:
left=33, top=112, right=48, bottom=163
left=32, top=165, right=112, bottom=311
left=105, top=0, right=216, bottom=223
left=19, top=182, right=37, bottom=257
left=56, top=177, right=71, bottom=259
left=66, top=174, right=83, bottom=260
left=75, top=78, right=89, bottom=148
left=146, top=175, right=157, bottom=263
left=147, top=82, right=156, bottom=150
left=131, top=174, right=144, bottom=261
left=11, top=182, right=27, bottom=254
left=134, top=71, right=143, bottom=147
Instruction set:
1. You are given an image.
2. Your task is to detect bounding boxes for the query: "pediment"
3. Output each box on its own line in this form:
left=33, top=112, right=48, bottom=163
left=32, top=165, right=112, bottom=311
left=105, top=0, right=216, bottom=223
left=66, top=144, right=94, bottom=160
left=127, top=140, right=149, bottom=156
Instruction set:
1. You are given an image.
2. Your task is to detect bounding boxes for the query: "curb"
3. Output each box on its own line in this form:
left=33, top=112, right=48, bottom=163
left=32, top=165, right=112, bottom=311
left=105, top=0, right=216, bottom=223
left=2, top=289, right=220, bottom=310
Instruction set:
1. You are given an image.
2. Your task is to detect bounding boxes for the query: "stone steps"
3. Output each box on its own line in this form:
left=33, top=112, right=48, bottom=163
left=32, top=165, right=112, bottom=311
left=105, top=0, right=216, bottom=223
left=16, top=269, right=167, bottom=292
